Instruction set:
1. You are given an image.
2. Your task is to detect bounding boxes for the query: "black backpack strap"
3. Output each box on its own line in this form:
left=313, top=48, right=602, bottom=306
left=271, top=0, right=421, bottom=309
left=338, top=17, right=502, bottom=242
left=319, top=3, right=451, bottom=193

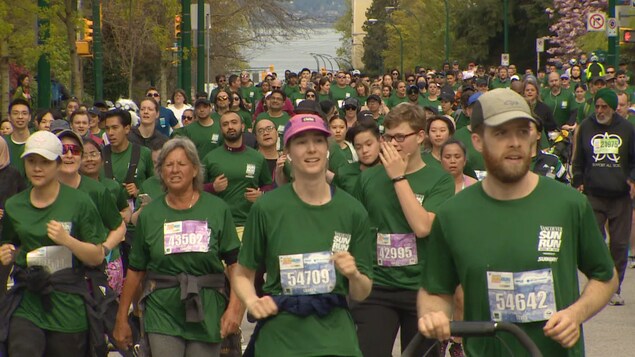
left=103, top=145, right=113, bottom=179
left=124, top=144, right=141, bottom=184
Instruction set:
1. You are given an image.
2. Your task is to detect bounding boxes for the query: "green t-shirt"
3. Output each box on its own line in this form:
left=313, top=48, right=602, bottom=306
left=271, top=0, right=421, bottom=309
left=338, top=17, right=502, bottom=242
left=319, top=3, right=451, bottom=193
left=1, top=185, right=104, bottom=332
left=453, top=126, right=485, bottom=180
left=332, top=142, right=355, bottom=164
left=138, top=175, right=164, bottom=200
left=235, top=109, right=253, bottom=130
left=386, top=94, right=409, bottom=109
left=240, top=85, right=258, bottom=105
left=202, top=146, right=272, bottom=226
left=421, top=151, right=443, bottom=171
left=455, top=111, right=470, bottom=130
left=423, top=177, right=615, bottom=357
left=77, top=176, right=123, bottom=261
left=541, top=90, right=575, bottom=127
left=333, top=162, right=362, bottom=195
left=356, top=164, right=454, bottom=290
left=100, top=176, right=129, bottom=212
left=290, top=92, right=307, bottom=107
left=283, top=84, right=299, bottom=98
left=421, top=97, right=443, bottom=115
left=172, top=119, right=222, bottom=161
left=328, top=143, right=349, bottom=173
left=4, top=135, right=26, bottom=178
left=318, top=93, right=332, bottom=103
left=103, top=143, right=154, bottom=190
left=129, top=192, right=240, bottom=343
left=330, top=84, right=356, bottom=105
left=238, top=184, right=373, bottom=357
left=489, top=78, right=510, bottom=89
left=570, top=99, right=586, bottom=124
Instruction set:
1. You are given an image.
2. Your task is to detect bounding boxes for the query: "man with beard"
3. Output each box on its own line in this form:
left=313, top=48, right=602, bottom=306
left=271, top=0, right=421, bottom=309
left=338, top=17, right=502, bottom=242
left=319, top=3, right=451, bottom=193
left=572, top=88, right=635, bottom=306
left=172, top=97, right=222, bottom=161
left=202, top=112, right=272, bottom=240
left=418, top=89, right=617, bottom=356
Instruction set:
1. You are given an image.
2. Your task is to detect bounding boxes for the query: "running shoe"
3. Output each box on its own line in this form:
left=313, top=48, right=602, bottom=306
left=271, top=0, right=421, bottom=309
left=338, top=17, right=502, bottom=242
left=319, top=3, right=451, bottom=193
left=609, top=293, right=625, bottom=306
left=449, top=342, right=465, bottom=357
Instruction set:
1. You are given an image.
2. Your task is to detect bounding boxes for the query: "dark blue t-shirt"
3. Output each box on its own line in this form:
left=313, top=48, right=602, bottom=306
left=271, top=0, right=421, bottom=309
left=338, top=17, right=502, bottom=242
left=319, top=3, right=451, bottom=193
left=157, top=107, right=178, bottom=137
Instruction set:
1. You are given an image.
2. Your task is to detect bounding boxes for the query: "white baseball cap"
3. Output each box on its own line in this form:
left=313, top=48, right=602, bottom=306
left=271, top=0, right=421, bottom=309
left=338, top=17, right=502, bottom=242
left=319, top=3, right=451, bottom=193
left=21, top=131, right=63, bottom=161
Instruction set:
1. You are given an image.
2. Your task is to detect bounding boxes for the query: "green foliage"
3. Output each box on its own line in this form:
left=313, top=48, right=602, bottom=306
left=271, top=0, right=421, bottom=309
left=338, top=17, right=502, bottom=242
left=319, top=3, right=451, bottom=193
left=362, top=0, right=396, bottom=76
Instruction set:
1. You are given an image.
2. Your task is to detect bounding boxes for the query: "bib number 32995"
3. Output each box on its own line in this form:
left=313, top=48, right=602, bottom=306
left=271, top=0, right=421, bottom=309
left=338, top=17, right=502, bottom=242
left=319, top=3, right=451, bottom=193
left=279, top=251, right=336, bottom=295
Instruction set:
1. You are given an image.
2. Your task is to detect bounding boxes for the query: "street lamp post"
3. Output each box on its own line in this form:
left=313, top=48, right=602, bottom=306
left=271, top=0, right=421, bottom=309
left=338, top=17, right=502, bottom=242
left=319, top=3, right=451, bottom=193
left=368, top=18, right=403, bottom=79
left=386, top=6, right=424, bottom=63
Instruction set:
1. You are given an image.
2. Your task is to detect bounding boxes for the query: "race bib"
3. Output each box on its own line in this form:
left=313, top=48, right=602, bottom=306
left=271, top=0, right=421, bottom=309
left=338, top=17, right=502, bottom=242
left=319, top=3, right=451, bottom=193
left=277, top=125, right=285, bottom=135
left=487, top=269, right=556, bottom=323
left=211, top=134, right=219, bottom=144
left=561, top=101, right=567, bottom=109
left=27, top=246, right=73, bottom=274
left=279, top=251, right=336, bottom=295
left=376, top=233, right=418, bottom=267
left=164, top=220, right=210, bottom=255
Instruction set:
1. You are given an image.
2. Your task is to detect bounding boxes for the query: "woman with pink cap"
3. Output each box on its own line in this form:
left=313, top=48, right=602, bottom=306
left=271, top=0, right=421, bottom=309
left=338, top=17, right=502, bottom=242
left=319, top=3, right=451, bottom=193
left=233, top=114, right=374, bottom=356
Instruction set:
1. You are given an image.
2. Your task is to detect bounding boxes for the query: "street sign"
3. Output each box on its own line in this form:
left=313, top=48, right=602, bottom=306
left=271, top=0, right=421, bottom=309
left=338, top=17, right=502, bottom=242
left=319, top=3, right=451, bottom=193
left=536, top=38, right=545, bottom=52
left=608, top=18, right=618, bottom=37
left=588, top=12, right=606, bottom=32
left=501, top=53, right=510, bottom=66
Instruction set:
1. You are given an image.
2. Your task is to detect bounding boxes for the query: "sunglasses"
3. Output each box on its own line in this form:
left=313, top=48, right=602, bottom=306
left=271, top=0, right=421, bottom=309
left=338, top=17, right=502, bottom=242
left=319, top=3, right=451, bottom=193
left=271, top=86, right=282, bottom=90
left=337, top=76, right=345, bottom=79
left=146, top=93, right=160, bottom=98
left=306, top=94, right=316, bottom=98
left=62, top=144, right=82, bottom=156
left=218, top=79, right=226, bottom=82
left=182, top=115, right=193, bottom=121
left=344, top=106, right=357, bottom=111
left=217, top=96, right=229, bottom=101
left=233, top=97, right=240, bottom=101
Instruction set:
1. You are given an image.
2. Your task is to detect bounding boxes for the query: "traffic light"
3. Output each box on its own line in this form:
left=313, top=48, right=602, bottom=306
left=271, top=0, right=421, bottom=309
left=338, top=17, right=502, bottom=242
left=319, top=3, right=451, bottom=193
left=83, top=18, right=94, bottom=42
left=175, top=15, right=182, bottom=39
left=620, top=28, right=635, bottom=44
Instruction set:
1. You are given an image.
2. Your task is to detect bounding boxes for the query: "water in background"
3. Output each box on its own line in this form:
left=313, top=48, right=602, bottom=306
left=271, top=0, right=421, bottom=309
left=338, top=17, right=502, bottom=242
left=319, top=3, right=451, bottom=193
left=245, top=28, right=341, bottom=74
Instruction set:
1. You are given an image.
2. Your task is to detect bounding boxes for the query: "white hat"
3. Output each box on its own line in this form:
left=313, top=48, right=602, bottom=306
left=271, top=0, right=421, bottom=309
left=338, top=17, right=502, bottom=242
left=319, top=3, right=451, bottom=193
left=21, top=131, right=63, bottom=161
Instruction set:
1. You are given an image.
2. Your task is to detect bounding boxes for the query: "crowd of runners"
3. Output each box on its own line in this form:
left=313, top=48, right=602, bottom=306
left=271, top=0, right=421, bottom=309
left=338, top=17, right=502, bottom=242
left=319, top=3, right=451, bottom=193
left=0, top=53, right=632, bottom=357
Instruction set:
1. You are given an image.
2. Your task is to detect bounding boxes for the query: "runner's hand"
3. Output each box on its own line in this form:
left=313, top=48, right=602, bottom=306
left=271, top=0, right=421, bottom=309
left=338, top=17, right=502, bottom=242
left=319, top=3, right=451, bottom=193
left=418, top=311, right=451, bottom=341
left=113, top=319, right=133, bottom=351
left=220, top=307, right=242, bottom=338
left=246, top=296, right=278, bottom=320
left=380, top=141, right=408, bottom=180
left=244, top=188, right=262, bottom=202
left=276, top=154, right=288, bottom=169
left=124, top=183, right=138, bottom=197
left=332, top=251, right=360, bottom=279
left=576, top=184, right=584, bottom=193
left=543, top=308, right=581, bottom=348
left=47, top=220, right=71, bottom=246
left=0, top=244, right=16, bottom=266
left=213, top=174, right=228, bottom=192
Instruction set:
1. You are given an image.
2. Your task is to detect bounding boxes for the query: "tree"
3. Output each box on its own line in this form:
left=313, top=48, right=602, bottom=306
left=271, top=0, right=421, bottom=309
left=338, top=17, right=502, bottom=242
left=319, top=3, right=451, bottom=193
left=548, top=0, right=608, bottom=63
left=334, top=0, right=352, bottom=64
left=362, top=0, right=398, bottom=76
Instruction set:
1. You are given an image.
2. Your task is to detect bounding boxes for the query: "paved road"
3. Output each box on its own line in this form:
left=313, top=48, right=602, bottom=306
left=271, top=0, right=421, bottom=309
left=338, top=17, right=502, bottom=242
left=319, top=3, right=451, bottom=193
left=110, top=267, right=635, bottom=356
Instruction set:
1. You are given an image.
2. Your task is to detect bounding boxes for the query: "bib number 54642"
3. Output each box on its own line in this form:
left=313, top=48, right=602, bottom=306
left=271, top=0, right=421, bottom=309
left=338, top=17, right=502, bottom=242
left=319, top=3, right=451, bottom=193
left=495, top=291, right=548, bottom=312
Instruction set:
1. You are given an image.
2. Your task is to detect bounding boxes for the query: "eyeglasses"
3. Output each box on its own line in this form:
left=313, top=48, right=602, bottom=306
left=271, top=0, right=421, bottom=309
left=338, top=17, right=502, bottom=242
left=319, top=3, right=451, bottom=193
left=146, top=93, right=160, bottom=98
left=382, top=132, right=417, bottom=143
left=182, top=115, right=193, bottom=121
left=391, top=72, right=399, bottom=76
left=217, top=96, right=229, bottom=101
left=344, top=105, right=357, bottom=111
left=62, top=144, right=82, bottom=156
left=256, top=126, right=276, bottom=135
left=218, top=79, right=226, bottom=83
left=84, top=151, right=100, bottom=159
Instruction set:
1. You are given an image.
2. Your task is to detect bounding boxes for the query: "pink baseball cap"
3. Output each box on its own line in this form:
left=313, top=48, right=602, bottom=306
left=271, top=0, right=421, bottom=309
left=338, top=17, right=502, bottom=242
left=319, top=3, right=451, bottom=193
left=283, top=114, right=331, bottom=146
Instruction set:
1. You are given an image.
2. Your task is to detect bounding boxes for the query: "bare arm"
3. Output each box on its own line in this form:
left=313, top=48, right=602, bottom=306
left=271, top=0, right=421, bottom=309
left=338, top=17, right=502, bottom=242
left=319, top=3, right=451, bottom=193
left=416, top=287, right=454, bottom=341
left=232, top=263, right=278, bottom=319
left=102, top=221, right=126, bottom=253
left=114, top=269, right=146, bottom=351
left=543, top=270, right=618, bottom=348
left=221, top=263, right=246, bottom=338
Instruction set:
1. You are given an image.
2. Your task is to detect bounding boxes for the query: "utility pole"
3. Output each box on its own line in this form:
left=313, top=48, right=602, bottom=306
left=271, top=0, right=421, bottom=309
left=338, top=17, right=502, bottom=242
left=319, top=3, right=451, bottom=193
left=196, top=0, right=205, bottom=93
left=93, top=0, right=103, bottom=101
left=182, top=0, right=192, bottom=96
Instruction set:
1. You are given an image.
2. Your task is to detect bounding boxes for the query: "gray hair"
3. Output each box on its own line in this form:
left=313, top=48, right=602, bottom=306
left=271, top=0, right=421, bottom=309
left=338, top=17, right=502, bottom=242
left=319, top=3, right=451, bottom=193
left=155, top=137, right=204, bottom=192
